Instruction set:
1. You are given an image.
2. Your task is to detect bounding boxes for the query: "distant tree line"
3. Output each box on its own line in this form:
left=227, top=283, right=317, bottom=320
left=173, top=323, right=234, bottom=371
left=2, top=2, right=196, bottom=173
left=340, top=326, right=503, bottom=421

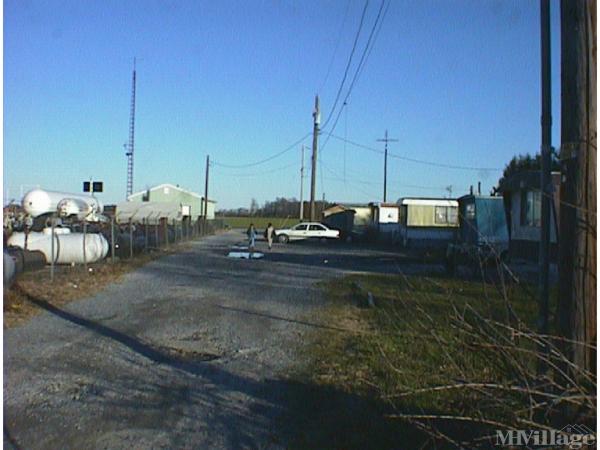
left=217, top=197, right=332, bottom=219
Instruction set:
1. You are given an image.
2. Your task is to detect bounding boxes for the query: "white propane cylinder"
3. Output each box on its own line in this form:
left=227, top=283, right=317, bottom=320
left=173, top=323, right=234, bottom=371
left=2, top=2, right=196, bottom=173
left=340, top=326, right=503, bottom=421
left=57, top=198, right=92, bottom=218
left=7, top=231, right=109, bottom=264
left=22, top=189, right=103, bottom=218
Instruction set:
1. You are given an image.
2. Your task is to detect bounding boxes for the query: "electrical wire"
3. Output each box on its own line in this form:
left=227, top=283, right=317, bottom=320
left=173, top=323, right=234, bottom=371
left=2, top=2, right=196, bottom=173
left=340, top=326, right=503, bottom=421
left=320, top=0, right=388, bottom=154
left=214, top=162, right=298, bottom=177
left=212, top=132, right=311, bottom=169
left=325, top=132, right=503, bottom=171
left=318, top=0, right=352, bottom=93
left=321, top=0, right=370, bottom=130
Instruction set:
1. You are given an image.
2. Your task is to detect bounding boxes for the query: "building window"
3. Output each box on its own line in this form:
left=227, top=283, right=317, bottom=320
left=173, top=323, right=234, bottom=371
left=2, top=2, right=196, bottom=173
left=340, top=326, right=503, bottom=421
left=465, top=203, right=475, bottom=220
left=163, top=187, right=170, bottom=194
left=435, top=206, right=459, bottom=225
left=521, top=190, right=541, bottom=227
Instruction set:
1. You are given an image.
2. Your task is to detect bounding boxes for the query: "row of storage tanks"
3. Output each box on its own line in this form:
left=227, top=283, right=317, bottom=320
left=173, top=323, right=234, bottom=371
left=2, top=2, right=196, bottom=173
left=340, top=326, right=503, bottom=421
left=4, top=188, right=191, bottom=287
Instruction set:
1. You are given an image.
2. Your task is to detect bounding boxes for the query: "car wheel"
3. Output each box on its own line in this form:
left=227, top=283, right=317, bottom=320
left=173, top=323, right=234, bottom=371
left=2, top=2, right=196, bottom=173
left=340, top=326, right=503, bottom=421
left=278, top=234, right=289, bottom=244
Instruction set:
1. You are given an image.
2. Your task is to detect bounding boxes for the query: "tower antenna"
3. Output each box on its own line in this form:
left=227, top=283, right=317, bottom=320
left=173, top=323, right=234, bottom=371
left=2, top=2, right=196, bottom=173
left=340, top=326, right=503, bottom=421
left=125, top=58, right=137, bottom=198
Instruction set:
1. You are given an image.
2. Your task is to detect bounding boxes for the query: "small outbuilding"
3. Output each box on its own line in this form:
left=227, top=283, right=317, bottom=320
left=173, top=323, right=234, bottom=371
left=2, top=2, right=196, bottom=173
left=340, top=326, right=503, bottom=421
left=322, top=203, right=373, bottom=240
left=127, top=183, right=216, bottom=220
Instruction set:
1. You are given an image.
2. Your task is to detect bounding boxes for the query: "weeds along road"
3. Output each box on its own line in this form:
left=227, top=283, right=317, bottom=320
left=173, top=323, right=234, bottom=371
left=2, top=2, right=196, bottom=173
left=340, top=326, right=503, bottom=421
left=4, top=230, right=438, bottom=449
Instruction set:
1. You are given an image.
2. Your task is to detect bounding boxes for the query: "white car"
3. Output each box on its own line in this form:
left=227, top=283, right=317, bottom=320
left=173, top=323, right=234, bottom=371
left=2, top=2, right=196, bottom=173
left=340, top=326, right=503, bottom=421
left=275, top=222, right=340, bottom=244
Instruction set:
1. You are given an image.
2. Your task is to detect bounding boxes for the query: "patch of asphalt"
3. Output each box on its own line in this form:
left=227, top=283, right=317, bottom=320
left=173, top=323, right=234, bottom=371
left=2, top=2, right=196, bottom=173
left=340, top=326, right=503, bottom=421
left=4, top=231, right=434, bottom=449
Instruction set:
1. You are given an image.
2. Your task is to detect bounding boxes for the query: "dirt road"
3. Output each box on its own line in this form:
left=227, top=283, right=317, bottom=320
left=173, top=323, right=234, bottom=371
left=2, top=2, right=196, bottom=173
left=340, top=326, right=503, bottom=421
left=4, top=231, right=431, bottom=449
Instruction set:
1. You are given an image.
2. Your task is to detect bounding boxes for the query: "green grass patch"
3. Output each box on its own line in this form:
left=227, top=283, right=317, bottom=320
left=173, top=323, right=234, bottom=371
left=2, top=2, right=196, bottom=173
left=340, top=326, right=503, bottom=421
left=218, top=216, right=299, bottom=230
left=294, top=272, right=560, bottom=447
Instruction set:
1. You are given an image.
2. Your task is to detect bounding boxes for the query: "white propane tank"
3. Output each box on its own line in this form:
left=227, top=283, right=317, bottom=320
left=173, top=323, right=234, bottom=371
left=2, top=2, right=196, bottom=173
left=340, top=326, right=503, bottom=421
left=7, top=231, right=109, bottom=264
left=22, top=189, right=103, bottom=219
left=57, top=198, right=93, bottom=218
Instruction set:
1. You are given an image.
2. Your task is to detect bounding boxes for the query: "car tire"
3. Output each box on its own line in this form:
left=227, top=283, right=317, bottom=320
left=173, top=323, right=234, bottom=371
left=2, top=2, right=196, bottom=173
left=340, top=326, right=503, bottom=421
left=278, top=234, right=289, bottom=244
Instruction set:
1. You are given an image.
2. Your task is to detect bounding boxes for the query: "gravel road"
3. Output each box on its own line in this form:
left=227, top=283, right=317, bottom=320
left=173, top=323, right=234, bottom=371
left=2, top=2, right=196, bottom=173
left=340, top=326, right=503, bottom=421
left=4, top=230, right=438, bottom=449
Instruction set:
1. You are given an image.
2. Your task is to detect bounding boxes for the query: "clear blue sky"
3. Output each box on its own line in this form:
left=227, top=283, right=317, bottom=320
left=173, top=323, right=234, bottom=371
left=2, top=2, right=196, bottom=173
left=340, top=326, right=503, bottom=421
left=4, top=0, right=561, bottom=210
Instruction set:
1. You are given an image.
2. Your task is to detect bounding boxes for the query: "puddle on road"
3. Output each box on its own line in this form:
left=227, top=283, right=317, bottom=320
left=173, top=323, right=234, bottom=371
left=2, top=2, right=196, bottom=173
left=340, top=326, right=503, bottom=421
left=227, top=252, right=264, bottom=259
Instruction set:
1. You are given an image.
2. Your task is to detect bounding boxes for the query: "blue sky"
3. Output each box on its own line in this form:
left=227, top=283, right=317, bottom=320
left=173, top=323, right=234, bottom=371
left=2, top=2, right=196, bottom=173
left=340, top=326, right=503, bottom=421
left=4, top=0, right=561, bottom=210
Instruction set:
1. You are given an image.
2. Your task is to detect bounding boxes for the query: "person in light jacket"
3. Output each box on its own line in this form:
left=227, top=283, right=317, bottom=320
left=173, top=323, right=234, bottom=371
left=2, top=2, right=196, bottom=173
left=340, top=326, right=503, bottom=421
left=266, top=223, right=275, bottom=250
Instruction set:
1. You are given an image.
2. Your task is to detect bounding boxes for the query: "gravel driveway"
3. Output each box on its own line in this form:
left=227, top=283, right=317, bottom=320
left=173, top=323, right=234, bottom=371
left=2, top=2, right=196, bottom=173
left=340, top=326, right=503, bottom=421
left=4, top=230, right=437, bottom=449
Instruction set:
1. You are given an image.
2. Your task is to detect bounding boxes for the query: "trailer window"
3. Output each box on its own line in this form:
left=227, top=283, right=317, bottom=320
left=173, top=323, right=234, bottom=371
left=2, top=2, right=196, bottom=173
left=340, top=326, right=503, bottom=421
left=465, top=203, right=476, bottom=220
left=435, top=206, right=459, bottom=225
left=521, top=190, right=541, bottom=227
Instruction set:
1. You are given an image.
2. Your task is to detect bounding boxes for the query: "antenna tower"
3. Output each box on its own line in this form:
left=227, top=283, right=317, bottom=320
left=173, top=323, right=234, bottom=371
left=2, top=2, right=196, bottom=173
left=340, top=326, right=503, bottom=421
left=125, top=59, right=137, bottom=198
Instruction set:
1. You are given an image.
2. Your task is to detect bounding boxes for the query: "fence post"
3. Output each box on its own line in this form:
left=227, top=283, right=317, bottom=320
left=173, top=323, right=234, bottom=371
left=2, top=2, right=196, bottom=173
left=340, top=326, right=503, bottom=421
left=129, top=219, right=133, bottom=259
left=50, top=214, right=55, bottom=282
left=144, top=217, right=148, bottom=252
left=155, top=217, right=159, bottom=248
left=111, top=215, right=115, bottom=264
left=165, top=218, right=169, bottom=249
left=83, top=220, right=88, bottom=272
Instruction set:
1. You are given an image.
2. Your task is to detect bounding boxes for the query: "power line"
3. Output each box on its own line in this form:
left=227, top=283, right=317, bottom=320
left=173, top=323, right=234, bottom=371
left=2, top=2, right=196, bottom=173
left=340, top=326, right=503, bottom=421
left=318, top=0, right=352, bottom=93
left=321, top=0, right=370, bottom=130
left=214, top=162, right=298, bottom=177
left=212, top=132, right=311, bottom=169
left=325, top=132, right=503, bottom=171
left=320, top=0, right=388, bottom=154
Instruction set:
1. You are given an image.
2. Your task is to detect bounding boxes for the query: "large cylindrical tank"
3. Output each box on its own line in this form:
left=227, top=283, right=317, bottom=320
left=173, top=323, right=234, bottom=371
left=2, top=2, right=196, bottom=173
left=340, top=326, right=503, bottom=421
left=6, top=246, right=47, bottom=273
left=7, top=230, right=109, bottom=264
left=22, top=189, right=103, bottom=218
left=4, top=252, right=16, bottom=287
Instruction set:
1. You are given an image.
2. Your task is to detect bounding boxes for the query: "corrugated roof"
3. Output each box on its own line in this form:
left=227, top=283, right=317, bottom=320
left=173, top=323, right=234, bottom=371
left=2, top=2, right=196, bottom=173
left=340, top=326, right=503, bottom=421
left=400, top=198, right=458, bottom=207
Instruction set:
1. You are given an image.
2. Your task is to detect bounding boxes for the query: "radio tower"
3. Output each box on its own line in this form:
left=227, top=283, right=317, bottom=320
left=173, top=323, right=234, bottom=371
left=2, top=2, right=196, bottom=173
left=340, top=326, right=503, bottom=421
left=125, top=58, right=137, bottom=199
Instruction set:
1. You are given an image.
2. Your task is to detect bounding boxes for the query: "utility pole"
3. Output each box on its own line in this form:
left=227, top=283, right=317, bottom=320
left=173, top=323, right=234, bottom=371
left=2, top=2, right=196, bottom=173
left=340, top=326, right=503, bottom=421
left=300, top=145, right=305, bottom=220
left=538, top=0, right=552, bottom=345
left=557, top=0, right=596, bottom=373
left=310, top=95, right=320, bottom=221
left=204, top=155, right=210, bottom=222
left=377, top=130, right=398, bottom=203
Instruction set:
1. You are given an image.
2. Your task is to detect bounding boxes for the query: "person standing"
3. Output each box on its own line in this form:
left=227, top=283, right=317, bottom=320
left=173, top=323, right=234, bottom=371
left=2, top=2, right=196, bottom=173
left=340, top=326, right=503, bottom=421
left=266, top=222, right=275, bottom=250
left=246, top=223, right=256, bottom=251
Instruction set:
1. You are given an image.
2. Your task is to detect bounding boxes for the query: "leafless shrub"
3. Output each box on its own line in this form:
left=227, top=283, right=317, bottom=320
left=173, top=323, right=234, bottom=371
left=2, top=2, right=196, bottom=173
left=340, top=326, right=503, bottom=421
left=372, top=258, right=597, bottom=448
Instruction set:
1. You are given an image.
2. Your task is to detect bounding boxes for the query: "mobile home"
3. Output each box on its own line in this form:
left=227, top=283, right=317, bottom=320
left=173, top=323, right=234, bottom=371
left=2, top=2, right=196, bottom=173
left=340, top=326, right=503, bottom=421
left=398, top=198, right=459, bottom=248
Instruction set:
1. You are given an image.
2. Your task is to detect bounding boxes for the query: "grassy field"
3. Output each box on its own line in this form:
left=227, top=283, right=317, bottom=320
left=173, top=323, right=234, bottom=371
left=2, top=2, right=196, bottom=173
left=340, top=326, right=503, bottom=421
left=218, top=216, right=300, bottom=230
left=291, top=272, right=576, bottom=448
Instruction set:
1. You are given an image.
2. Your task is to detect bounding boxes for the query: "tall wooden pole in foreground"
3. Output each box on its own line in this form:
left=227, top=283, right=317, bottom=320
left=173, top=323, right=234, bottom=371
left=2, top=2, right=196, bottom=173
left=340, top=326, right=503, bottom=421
left=557, top=0, right=596, bottom=373
left=538, top=0, right=552, bottom=346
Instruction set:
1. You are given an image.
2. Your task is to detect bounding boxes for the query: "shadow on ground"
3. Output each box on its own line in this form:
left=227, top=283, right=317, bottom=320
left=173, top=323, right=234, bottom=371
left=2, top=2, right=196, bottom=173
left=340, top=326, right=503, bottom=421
left=5, top=292, right=427, bottom=449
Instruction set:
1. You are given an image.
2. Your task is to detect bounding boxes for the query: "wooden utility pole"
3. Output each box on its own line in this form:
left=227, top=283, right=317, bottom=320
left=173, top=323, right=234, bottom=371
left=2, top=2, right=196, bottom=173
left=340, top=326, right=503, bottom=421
left=310, top=95, right=320, bottom=221
left=539, top=0, right=552, bottom=342
left=204, top=155, right=210, bottom=222
left=557, top=0, right=596, bottom=373
left=300, top=145, right=305, bottom=220
left=377, top=130, right=398, bottom=203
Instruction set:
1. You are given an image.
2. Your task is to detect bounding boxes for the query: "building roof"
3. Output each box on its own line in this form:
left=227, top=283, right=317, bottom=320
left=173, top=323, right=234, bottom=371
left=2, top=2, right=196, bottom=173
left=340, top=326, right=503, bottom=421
left=399, top=198, right=458, bottom=207
left=128, top=183, right=216, bottom=203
